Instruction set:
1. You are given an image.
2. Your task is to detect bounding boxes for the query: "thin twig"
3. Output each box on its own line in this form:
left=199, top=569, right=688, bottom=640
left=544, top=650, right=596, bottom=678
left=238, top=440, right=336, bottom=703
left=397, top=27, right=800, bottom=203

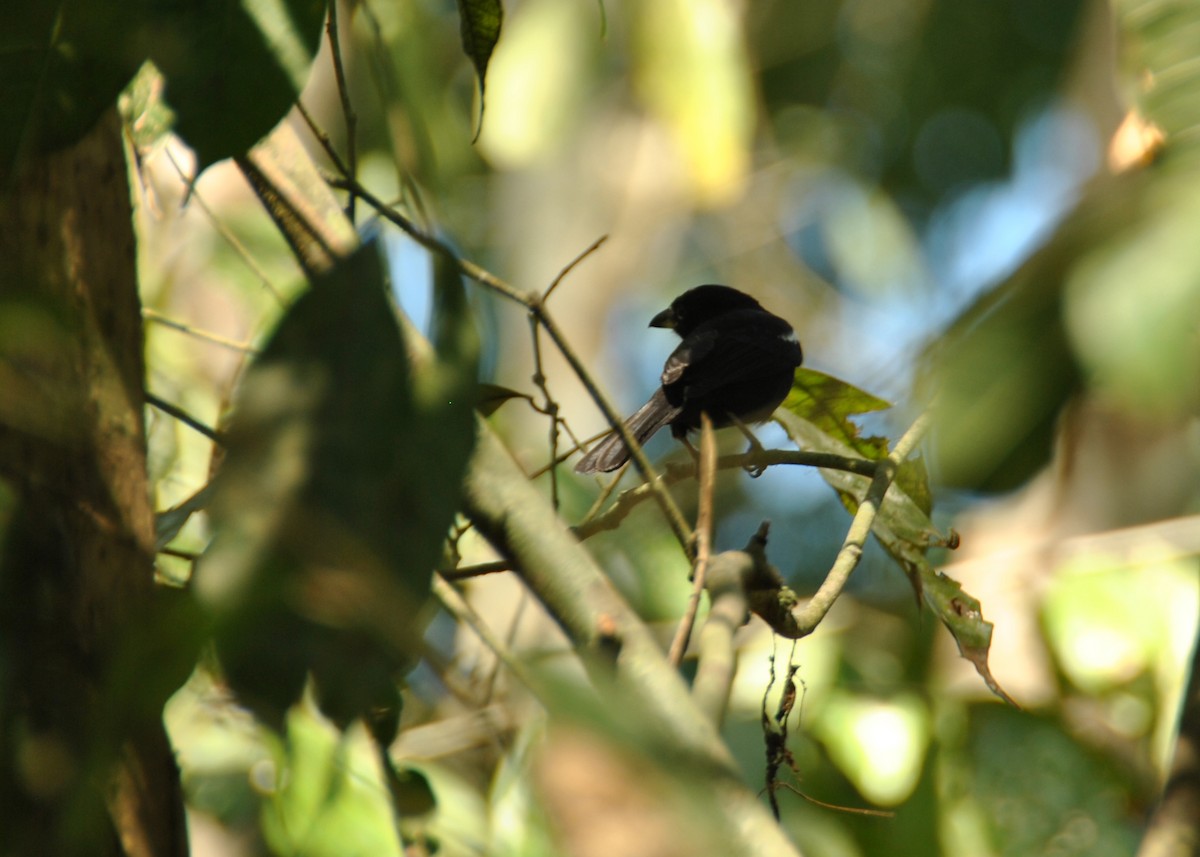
left=145, top=392, right=223, bottom=444
left=326, top=0, right=358, bottom=222
left=158, top=546, right=200, bottom=561
left=578, top=459, right=627, bottom=523
left=164, top=148, right=285, bottom=304
left=295, top=100, right=353, bottom=178
left=532, top=235, right=610, bottom=506
left=669, top=414, right=717, bottom=667
left=789, top=409, right=932, bottom=635
left=534, top=305, right=694, bottom=556
left=573, top=448, right=879, bottom=540
left=142, top=308, right=257, bottom=354
left=528, top=313, right=560, bottom=509
left=431, top=576, right=542, bottom=695
left=437, top=560, right=512, bottom=581
left=544, top=235, right=608, bottom=301
left=483, top=590, right=530, bottom=704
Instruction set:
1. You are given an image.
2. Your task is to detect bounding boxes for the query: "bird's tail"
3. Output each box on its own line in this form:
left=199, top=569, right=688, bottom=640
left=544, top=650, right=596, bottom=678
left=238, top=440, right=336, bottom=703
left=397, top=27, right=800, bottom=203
left=574, top=389, right=680, bottom=474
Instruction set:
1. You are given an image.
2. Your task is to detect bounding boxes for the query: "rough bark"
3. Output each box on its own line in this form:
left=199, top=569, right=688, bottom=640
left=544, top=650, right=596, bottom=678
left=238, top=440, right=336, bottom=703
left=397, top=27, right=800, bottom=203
left=0, top=110, right=188, bottom=857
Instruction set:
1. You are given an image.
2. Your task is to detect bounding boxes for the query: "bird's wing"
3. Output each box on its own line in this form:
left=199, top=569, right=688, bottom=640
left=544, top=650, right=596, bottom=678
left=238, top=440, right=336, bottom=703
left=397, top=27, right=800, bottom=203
left=661, top=329, right=718, bottom=386
left=662, top=329, right=800, bottom=400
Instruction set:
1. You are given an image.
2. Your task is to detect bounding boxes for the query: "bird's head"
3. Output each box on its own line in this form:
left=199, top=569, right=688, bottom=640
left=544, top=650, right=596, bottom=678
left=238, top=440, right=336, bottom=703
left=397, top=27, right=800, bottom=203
left=649, top=285, right=765, bottom=338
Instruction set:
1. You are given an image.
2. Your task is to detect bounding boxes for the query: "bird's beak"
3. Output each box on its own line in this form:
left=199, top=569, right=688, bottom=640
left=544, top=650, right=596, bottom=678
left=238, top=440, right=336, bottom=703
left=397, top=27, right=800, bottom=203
left=649, top=307, right=677, bottom=329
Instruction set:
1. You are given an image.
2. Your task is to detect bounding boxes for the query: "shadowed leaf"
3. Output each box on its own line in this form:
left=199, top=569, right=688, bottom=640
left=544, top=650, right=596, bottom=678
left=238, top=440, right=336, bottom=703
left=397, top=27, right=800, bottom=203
left=782, top=368, right=891, bottom=460
left=197, top=243, right=478, bottom=730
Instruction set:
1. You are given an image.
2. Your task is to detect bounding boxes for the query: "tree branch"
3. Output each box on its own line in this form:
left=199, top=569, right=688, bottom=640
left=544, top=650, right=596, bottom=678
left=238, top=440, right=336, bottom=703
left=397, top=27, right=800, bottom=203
left=573, top=447, right=879, bottom=540
left=461, top=416, right=804, bottom=857
left=669, top=414, right=716, bottom=666
left=785, top=409, right=932, bottom=636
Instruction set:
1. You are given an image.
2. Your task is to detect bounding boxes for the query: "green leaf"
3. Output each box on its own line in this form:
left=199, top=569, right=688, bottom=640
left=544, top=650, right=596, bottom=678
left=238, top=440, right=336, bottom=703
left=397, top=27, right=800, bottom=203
left=782, top=367, right=891, bottom=461
left=196, top=243, right=478, bottom=730
left=0, top=0, right=327, bottom=176
left=0, top=1, right=140, bottom=174
left=919, top=562, right=1015, bottom=705
left=148, top=0, right=327, bottom=169
left=457, top=0, right=503, bottom=96
left=775, top=372, right=990, bottom=686
left=776, top=371, right=941, bottom=585
left=969, top=707, right=1140, bottom=855
left=262, top=706, right=410, bottom=855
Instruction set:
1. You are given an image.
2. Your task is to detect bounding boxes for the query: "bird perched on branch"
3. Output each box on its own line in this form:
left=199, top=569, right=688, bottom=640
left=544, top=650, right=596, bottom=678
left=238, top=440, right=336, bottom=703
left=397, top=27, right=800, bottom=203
left=575, top=285, right=803, bottom=474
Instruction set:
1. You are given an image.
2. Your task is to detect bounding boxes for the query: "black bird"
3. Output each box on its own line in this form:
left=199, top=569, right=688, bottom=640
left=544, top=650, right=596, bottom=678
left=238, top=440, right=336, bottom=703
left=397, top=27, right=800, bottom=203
left=575, top=285, right=803, bottom=474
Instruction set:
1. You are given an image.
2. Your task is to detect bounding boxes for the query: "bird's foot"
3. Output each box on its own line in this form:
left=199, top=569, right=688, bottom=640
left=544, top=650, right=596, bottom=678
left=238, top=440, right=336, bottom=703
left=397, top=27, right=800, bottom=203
left=731, top=415, right=767, bottom=477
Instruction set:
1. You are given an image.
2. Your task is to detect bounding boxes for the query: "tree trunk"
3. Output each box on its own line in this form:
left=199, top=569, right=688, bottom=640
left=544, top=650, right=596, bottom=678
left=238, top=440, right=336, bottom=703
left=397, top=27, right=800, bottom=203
left=0, top=109, right=188, bottom=857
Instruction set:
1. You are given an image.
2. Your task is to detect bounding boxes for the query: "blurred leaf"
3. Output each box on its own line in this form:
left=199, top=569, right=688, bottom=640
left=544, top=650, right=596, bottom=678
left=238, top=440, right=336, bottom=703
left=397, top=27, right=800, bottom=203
left=0, top=0, right=138, bottom=175
left=196, top=243, right=478, bottom=730
left=148, top=0, right=327, bottom=169
left=262, top=708, right=405, bottom=856
left=1041, top=556, right=1197, bottom=695
left=155, top=483, right=213, bottom=551
left=926, top=0, right=1200, bottom=492
left=379, top=754, right=437, bottom=817
left=922, top=223, right=1086, bottom=492
left=0, top=0, right=326, bottom=175
left=1118, top=0, right=1200, bottom=147
left=968, top=707, right=1141, bottom=856
left=119, top=61, right=176, bottom=153
left=812, top=691, right=929, bottom=806
left=457, top=0, right=504, bottom=99
left=753, top=0, right=1086, bottom=215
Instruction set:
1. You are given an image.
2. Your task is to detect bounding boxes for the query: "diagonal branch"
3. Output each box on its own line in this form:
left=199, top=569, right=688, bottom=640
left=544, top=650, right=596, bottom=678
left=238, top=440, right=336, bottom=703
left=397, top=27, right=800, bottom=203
left=461, top=416, right=804, bottom=857
left=327, top=172, right=696, bottom=557
left=669, top=414, right=717, bottom=666
left=777, top=409, right=932, bottom=638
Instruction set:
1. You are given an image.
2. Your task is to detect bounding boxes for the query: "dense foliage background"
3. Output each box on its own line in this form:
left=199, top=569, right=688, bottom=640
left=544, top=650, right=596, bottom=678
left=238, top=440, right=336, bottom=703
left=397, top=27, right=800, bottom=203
left=1, top=0, right=1197, bottom=856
